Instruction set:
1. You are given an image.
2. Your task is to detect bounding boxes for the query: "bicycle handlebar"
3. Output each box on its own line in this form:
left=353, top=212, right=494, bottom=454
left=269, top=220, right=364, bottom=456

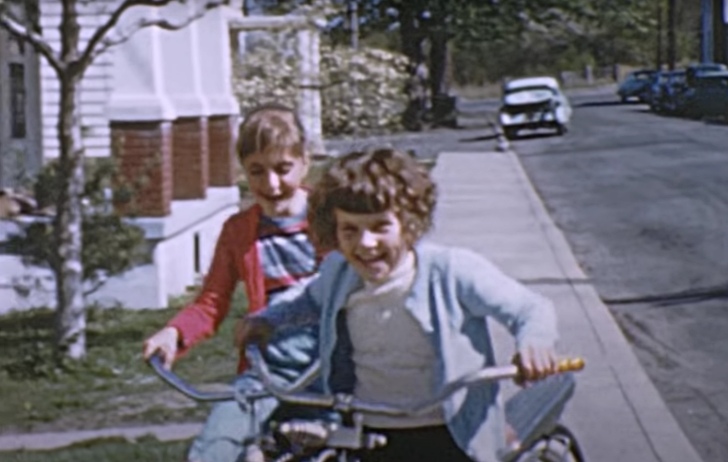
left=146, top=350, right=324, bottom=403
left=146, top=348, right=585, bottom=416
left=147, top=354, right=235, bottom=402
left=245, top=345, right=585, bottom=417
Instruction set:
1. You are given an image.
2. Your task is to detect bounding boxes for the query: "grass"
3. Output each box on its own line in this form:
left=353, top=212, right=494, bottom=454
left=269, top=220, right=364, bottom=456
left=0, top=288, right=246, bottom=435
left=0, top=436, right=191, bottom=462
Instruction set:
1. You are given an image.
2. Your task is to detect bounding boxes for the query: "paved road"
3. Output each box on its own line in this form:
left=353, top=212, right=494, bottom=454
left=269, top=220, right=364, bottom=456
left=509, top=94, right=728, bottom=462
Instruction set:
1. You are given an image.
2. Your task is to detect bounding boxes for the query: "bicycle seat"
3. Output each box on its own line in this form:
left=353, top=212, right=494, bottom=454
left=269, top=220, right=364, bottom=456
left=503, top=373, right=575, bottom=457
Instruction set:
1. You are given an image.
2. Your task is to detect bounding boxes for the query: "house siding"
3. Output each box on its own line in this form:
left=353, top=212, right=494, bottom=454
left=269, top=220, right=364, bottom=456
left=39, top=1, right=114, bottom=159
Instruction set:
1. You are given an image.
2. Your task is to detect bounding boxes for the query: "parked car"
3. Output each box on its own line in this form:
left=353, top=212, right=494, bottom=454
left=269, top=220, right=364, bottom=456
left=498, top=76, right=572, bottom=140
left=679, top=70, right=728, bottom=120
left=617, top=69, right=657, bottom=103
left=649, top=70, right=686, bottom=114
left=684, top=62, right=728, bottom=86
left=670, top=63, right=728, bottom=118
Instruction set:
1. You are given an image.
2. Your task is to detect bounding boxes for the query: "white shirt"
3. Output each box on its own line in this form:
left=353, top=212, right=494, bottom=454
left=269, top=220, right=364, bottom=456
left=345, top=251, right=444, bottom=428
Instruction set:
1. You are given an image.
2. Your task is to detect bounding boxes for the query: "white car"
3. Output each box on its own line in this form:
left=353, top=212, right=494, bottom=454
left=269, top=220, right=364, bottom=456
left=498, top=76, right=572, bottom=139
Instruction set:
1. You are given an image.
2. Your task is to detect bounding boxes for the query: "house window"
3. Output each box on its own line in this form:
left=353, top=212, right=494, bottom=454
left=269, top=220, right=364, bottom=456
left=10, top=63, right=26, bottom=139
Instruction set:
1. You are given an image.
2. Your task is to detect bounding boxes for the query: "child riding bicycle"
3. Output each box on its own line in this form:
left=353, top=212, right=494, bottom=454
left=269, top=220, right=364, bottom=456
left=143, top=103, right=325, bottom=462
left=238, top=147, right=560, bottom=462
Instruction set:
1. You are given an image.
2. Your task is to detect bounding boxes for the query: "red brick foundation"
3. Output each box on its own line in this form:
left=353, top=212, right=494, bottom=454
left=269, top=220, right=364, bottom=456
left=207, top=115, right=238, bottom=187
left=111, top=121, right=173, bottom=217
left=172, top=117, right=209, bottom=200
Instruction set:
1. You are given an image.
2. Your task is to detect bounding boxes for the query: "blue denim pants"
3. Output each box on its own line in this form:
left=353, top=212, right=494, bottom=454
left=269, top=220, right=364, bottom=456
left=187, top=326, right=319, bottom=462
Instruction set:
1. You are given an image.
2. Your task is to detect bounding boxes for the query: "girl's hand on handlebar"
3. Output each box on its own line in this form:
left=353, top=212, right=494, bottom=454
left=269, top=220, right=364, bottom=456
left=234, top=316, right=274, bottom=352
left=143, top=326, right=179, bottom=370
left=512, top=345, right=557, bottom=385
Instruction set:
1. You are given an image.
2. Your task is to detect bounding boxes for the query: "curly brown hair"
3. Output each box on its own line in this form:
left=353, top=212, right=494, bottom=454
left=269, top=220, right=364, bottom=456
left=236, top=103, right=306, bottom=162
left=308, top=148, right=437, bottom=250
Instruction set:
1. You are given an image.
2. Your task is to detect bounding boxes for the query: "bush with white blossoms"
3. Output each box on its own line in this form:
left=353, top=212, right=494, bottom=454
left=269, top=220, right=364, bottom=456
left=232, top=34, right=410, bottom=136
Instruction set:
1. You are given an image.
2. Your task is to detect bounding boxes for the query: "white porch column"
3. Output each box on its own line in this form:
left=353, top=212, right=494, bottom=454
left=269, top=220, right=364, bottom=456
left=157, top=1, right=208, bottom=117
left=296, top=26, right=325, bottom=156
left=196, top=4, right=241, bottom=116
left=106, top=5, right=175, bottom=121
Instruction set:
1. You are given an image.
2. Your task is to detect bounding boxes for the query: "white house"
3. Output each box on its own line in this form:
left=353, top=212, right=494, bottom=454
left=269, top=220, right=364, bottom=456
left=0, top=0, right=247, bottom=311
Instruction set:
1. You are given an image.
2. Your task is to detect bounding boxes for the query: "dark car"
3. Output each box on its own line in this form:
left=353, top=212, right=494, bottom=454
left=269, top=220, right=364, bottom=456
left=679, top=71, right=728, bottom=120
left=617, top=69, right=657, bottom=103
left=649, top=70, right=687, bottom=114
left=685, top=62, right=728, bottom=86
left=671, top=63, right=728, bottom=118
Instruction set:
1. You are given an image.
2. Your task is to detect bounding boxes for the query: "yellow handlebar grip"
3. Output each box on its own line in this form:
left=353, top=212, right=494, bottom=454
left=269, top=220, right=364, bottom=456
left=556, top=357, right=585, bottom=373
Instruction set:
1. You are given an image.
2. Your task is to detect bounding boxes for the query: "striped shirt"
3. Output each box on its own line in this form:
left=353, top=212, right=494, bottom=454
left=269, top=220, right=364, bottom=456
left=257, top=208, right=321, bottom=383
left=257, top=208, right=318, bottom=302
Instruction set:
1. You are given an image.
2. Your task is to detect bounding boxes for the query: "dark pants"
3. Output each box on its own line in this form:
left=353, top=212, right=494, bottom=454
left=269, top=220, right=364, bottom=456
left=359, top=425, right=472, bottom=462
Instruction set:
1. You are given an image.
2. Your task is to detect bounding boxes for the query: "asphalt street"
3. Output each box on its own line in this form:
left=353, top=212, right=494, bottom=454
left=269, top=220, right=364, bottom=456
left=508, top=93, right=728, bottom=462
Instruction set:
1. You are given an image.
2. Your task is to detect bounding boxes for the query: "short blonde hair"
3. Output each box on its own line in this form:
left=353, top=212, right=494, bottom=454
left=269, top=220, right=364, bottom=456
left=236, top=103, right=306, bottom=161
left=308, top=148, right=437, bottom=250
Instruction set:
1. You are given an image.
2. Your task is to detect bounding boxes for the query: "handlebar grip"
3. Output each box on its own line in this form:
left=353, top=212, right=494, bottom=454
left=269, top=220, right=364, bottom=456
left=555, top=357, right=585, bottom=373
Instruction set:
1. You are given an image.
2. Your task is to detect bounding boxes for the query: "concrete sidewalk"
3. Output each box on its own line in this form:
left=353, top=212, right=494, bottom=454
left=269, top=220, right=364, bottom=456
left=428, top=151, right=704, bottom=462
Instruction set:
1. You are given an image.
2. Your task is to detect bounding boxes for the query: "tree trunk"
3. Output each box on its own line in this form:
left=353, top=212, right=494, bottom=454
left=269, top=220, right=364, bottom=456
left=399, top=5, right=424, bottom=66
left=656, top=0, right=663, bottom=69
left=667, top=0, right=677, bottom=69
left=54, top=0, right=86, bottom=360
left=54, top=76, right=86, bottom=360
left=428, top=27, right=449, bottom=99
left=399, top=4, right=428, bottom=130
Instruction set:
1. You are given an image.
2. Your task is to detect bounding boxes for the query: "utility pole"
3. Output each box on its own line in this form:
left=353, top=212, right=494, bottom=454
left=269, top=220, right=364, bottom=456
left=713, top=0, right=728, bottom=63
left=347, top=1, right=358, bottom=50
left=667, top=0, right=677, bottom=69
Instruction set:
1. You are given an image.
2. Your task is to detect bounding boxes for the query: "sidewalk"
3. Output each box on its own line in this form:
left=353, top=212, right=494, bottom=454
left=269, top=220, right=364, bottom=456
left=428, top=150, right=704, bottom=462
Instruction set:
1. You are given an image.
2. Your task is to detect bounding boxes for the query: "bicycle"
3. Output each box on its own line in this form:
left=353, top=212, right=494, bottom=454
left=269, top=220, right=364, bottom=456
left=148, top=348, right=585, bottom=462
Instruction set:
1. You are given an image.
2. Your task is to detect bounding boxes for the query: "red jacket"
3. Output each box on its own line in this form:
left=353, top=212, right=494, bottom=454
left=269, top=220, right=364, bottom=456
left=167, top=204, right=267, bottom=373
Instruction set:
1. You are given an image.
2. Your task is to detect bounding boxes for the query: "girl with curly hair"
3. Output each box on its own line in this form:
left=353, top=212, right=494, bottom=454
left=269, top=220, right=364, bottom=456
left=239, top=147, right=559, bottom=462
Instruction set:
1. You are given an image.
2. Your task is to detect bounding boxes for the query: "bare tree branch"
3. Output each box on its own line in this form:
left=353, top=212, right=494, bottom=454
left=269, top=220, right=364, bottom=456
left=0, top=7, right=64, bottom=73
left=79, top=0, right=228, bottom=66
left=78, top=0, right=175, bottom=69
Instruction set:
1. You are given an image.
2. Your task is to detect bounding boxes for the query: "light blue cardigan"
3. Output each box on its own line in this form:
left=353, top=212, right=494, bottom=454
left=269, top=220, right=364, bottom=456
left=257, top=241, right=558, bottom=462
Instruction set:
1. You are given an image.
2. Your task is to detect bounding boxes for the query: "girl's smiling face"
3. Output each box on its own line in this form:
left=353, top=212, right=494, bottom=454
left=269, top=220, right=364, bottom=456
left=335, top=208, right=411, bottom=283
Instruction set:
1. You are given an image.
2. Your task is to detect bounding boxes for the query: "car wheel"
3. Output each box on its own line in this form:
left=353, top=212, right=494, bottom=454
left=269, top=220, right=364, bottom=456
left=555, top=123, right=567, bottom=136
left=504, top=127, right=518, bottom=140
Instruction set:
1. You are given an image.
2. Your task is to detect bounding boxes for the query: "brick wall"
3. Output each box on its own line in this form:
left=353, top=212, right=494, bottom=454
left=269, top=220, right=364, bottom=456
left=208, top=115, right=238, bottom=187
left=172, top=117, right=209, bottom=200
left=111, top=121, right=173, bottom=217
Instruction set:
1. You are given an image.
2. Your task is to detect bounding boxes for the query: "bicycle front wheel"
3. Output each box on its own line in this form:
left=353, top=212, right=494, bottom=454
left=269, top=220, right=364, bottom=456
left=518, top=424, right=585, bottom=462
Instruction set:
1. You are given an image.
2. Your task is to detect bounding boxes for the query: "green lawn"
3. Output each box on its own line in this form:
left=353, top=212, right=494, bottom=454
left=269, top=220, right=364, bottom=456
left=0, top=288, right=245, bottom=435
